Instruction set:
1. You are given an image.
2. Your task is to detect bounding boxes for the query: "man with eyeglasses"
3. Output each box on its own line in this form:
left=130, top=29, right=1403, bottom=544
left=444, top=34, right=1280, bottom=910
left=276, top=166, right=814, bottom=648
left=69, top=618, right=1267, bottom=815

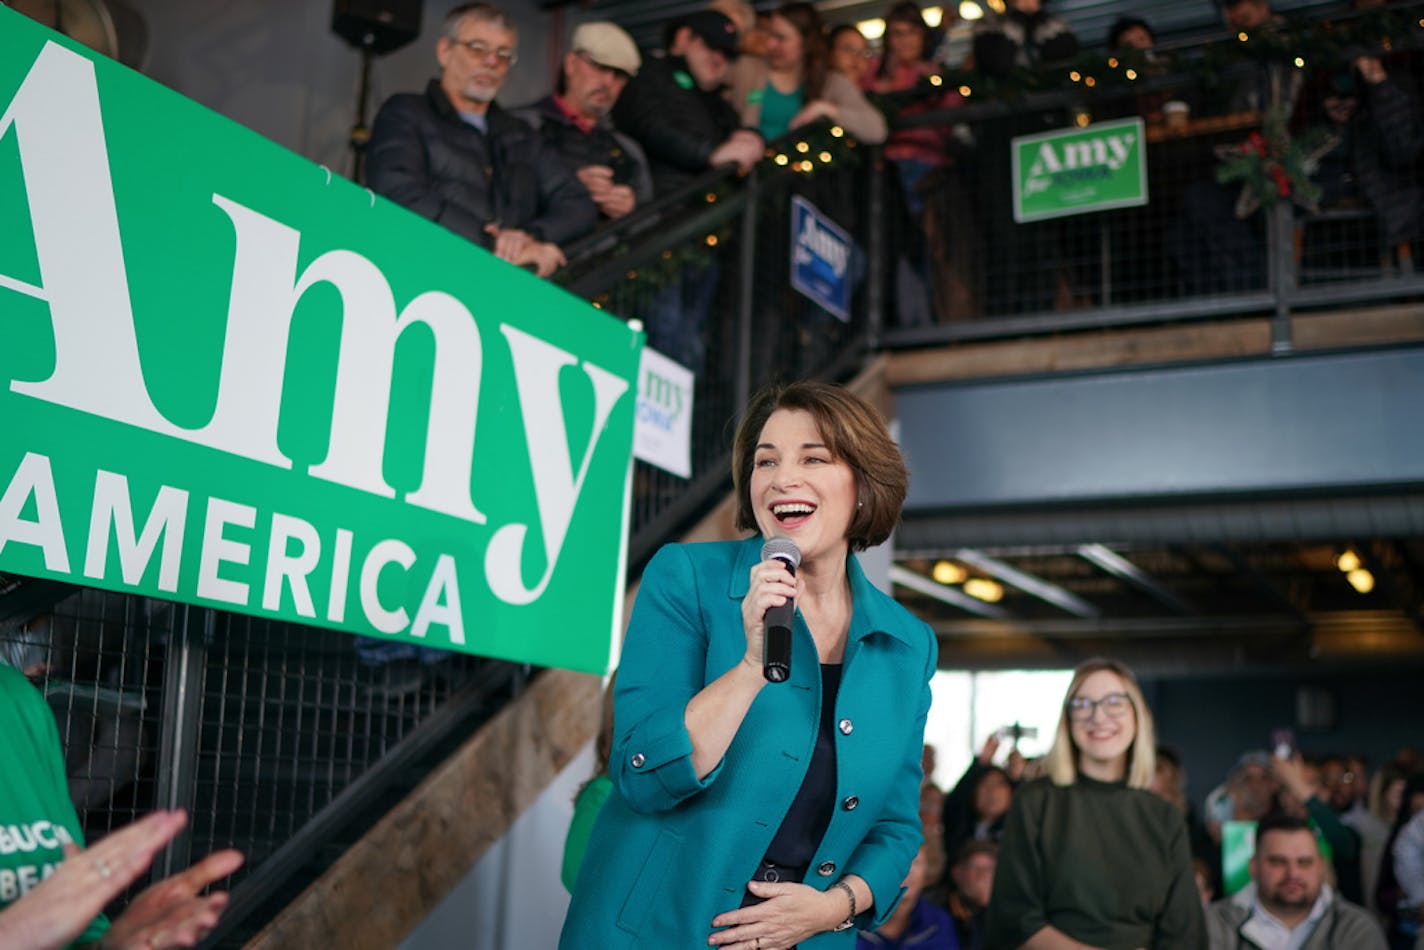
left=366, top=2, right=596, bottom=276
left=513, top=22, right=652, bottom=222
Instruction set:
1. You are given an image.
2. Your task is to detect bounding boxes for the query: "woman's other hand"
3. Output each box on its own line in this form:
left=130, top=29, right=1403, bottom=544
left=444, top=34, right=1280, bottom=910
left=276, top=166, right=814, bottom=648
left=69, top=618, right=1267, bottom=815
left=739, top=558, right=799, bottom=671
left=708, top=881, right=849, bottom=948
left=0, top=810, right=239, bottom=950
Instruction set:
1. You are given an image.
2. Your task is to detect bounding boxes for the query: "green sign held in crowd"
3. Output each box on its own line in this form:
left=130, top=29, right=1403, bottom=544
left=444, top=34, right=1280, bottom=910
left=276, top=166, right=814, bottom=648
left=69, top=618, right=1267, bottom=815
left=1012, top=117, right=1149, bottom=223
left=0, top=9, right=641, bottom=674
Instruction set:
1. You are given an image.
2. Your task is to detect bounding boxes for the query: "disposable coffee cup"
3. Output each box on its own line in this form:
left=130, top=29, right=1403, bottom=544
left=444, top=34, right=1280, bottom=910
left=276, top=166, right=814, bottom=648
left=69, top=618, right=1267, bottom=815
left=1162, top=100, right=1190, bottom=129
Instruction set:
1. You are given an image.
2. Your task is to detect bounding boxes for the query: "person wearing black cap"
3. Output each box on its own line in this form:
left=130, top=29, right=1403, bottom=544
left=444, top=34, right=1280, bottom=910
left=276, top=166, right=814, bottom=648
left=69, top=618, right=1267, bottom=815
left=1107, top=16, right=1154, bottom=53
left=611, top=9, right=764, bottom=197
left=610, top=8, right=764, bottom=373
left=972, top=0, right=1078, bottom=78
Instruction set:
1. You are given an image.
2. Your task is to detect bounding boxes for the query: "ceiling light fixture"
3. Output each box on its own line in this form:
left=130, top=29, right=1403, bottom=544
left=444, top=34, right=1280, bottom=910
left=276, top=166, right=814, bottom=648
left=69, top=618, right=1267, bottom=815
left=963, top=577, right=1005, bottom=603
left=922, top=6, right=943, bottom=28
left=958, top=1, right=984, bottom=20
left=1346, top=568, right=1375, bottom=594
left=932, top=560, right=967, bottom=585
left=1336, top=549, right=1361, bottom=573
left=857, top=17, right=885, bottom=40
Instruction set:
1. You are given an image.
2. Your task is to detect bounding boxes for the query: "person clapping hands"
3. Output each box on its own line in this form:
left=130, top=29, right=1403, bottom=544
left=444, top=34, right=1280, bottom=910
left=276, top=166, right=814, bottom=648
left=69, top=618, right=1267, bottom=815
left=0, top=808, right=242, bottom=950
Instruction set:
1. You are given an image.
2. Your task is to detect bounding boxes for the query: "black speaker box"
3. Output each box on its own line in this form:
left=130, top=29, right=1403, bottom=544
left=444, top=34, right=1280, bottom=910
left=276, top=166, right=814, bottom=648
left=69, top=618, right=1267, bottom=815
left=332, top=0, right=423, bottom=55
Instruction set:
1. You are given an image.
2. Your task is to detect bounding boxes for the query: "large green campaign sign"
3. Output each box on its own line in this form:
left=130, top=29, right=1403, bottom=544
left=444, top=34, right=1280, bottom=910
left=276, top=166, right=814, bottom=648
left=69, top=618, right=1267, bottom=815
left=1012, top=117, right=1148, bottom=223
left=0, top=9, right=640, bottom=674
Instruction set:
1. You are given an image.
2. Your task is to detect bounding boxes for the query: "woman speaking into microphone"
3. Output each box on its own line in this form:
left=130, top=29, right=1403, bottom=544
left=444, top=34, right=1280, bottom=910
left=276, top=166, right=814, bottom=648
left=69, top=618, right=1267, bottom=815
left=561, top=381, right=937, bottom=949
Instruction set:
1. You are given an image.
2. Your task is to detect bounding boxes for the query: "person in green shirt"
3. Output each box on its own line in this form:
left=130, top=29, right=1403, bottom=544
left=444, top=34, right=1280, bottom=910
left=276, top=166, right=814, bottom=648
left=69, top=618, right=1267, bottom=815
left=985, top=658, right=1206, bottom=950
left=561, top=672, right=616, bottom=892
left=0, top=664, right=243, bottom=949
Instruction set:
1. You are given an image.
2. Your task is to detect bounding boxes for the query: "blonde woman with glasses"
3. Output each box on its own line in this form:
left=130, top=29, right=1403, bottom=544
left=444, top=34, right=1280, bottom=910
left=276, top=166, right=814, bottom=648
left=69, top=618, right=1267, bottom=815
left=985, top=659, right=1206, bottom=950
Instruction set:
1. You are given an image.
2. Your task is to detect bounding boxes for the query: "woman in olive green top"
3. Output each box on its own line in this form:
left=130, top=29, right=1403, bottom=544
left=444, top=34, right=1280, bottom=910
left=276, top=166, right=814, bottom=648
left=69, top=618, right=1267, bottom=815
left=985, top=659, right=1205, bottom=950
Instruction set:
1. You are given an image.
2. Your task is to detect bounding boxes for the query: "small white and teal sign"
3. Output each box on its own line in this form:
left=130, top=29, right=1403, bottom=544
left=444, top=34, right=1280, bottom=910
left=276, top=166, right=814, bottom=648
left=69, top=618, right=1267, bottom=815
left=633, top=349, right=694, bottom=480
left=1012, top=117, right=1148, bottom=223
left=790, top=195, right=853, bottom=322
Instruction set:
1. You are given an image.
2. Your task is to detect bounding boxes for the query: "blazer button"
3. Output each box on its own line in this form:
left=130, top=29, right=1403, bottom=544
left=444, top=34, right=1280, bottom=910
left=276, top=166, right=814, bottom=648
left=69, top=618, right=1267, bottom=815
left=631, top=753, right=646, bottom=768
left=817, top=861, right=837, bottom=877
left=842, top=795, right=859, bottom=811
left=838, top=718, right=853, bottom=736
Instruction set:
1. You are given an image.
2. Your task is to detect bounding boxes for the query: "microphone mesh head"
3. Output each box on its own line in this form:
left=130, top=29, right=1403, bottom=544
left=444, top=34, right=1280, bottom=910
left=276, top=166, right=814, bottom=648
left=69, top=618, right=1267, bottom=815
left=761, top=536, right=801, bottom=569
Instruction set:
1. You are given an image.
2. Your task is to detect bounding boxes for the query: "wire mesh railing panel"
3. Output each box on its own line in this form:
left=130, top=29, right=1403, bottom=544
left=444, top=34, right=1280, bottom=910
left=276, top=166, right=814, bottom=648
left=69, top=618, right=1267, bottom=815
left=0, top=588, right=170, bottom=833
left=878, top=7, right=1424, bottom=340
left=188, top=611, right=488, bottom=881
left=0, top=571, right=499, bottom=925
left=743, top=162, right=876, bottom=391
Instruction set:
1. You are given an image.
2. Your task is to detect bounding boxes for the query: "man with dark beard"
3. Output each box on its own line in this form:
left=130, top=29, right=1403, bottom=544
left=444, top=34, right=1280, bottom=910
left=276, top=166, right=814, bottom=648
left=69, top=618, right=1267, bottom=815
left=1205, top=814, right=1385, bottom=949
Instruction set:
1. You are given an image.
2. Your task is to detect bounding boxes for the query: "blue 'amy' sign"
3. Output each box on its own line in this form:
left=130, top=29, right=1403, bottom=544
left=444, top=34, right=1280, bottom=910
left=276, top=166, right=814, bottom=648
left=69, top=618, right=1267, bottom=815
left=790, top=195, right=852, bottom=322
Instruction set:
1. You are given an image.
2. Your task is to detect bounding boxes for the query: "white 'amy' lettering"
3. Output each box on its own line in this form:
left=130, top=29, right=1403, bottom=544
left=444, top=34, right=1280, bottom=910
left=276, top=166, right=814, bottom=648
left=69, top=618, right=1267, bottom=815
left=0, top=41, right=629, bottom=609
left=1028, top=132, right=1136, bottom=178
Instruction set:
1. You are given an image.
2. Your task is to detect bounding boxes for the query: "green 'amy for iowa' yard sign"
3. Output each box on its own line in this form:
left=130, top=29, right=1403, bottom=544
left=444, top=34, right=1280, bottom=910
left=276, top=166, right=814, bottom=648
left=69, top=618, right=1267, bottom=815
left=1013, top=117, right=1148, bottom=223
left=0, top=9, right=640, bottom=674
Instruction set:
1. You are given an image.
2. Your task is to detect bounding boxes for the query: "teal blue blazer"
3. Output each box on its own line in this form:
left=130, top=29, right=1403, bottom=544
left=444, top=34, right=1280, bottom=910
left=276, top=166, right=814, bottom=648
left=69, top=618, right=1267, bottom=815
left=560, top=536, right=937, bottom=949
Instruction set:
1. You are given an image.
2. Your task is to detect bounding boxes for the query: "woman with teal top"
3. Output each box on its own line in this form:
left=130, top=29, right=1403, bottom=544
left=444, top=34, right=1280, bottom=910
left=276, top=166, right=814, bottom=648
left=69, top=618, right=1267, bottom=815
left=560, top=382, right=936, bottom=949
left=728, top=3, right=887, bottom=145
left=986, top=658, right=1206, bottom=950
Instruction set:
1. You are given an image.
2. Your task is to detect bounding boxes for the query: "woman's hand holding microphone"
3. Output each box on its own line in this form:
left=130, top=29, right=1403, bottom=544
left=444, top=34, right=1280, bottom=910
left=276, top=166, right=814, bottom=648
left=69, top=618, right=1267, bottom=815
left=739, top=558, right=799, bottom=676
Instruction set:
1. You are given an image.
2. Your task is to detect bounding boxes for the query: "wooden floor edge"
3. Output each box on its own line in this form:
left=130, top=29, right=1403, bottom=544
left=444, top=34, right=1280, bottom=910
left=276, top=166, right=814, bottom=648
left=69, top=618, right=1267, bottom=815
left=883, top=304, right=1424, bottom=386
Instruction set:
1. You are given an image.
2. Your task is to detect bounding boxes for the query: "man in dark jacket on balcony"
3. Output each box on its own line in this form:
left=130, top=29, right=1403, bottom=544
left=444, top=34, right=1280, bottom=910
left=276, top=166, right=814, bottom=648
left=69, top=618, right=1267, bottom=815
left=514, top=21, right=652, bottom=223
left=611, top=10, right=764, bottom=197
left=366, top=2, right=597, bottom=276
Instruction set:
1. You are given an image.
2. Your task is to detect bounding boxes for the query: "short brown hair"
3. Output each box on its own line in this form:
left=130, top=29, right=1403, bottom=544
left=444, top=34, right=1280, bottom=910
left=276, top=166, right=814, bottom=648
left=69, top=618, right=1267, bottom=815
left=731, top=382, right=907, bottom=551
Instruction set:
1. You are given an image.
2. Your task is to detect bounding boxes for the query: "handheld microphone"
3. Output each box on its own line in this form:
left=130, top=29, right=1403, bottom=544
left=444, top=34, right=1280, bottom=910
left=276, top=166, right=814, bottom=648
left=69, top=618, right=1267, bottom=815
left=760, top=537, right=801, bottom=683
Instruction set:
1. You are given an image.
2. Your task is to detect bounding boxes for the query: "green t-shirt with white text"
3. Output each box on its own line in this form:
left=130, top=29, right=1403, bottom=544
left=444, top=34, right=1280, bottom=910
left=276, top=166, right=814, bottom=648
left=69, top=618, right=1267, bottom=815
left=0, top=665, right=108, bottom=946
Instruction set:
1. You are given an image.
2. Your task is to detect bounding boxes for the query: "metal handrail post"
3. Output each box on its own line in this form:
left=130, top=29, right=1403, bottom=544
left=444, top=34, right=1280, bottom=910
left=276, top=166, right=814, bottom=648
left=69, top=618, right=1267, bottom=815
left=865, top=152, right=887, bottom=348
left=153, top=604, right=211, bottom=879
left=1268, top=200, right=1295, bottom=355
left=735, top=168, right=760, bottom=409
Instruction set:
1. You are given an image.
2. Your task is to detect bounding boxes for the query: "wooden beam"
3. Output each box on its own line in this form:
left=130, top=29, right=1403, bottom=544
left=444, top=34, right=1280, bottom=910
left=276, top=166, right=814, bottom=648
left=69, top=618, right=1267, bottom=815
left=244, top=667, right=603, bottom=949
left=883, top=304, right=1424, bottom=387
left=1291, top=305, right=1424, bottom=351
left=885, top=319, right=1273, bottom=385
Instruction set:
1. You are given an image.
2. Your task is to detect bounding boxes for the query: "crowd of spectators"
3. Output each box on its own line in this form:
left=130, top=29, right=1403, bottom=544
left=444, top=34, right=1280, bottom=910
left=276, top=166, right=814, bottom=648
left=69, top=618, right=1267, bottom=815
left=361, top=0, right=1423, bottom=343
left=852, top=719, right=1422, bottom=948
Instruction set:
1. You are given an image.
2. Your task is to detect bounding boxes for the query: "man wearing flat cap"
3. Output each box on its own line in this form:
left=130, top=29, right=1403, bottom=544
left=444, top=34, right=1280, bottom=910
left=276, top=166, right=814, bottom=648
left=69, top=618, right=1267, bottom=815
left=366, top=2, right=596, bottom=276
left=612, top=9, right=764, bottom=197
left=515, top=21, right=652, bottom=222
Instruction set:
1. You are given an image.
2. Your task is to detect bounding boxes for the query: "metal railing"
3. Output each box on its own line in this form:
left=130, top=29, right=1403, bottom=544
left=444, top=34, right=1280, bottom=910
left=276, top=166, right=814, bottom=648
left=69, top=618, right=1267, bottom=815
left=871, top=5, right=1424, bottom=348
